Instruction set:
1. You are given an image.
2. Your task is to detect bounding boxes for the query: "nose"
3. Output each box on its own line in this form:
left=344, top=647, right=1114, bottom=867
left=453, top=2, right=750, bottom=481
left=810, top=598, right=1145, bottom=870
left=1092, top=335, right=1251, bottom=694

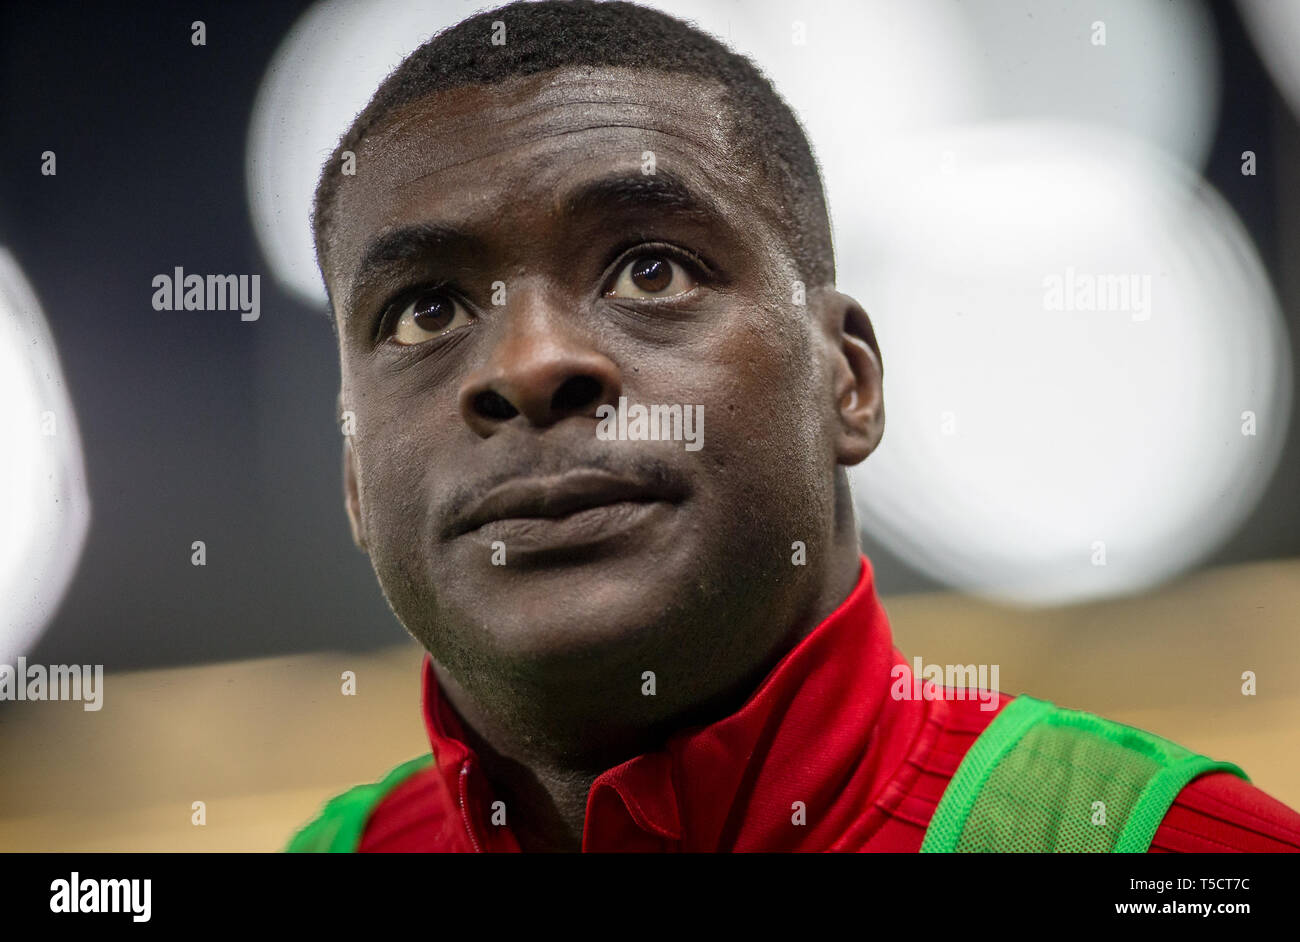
left=458, top=285, right=622, bottom=437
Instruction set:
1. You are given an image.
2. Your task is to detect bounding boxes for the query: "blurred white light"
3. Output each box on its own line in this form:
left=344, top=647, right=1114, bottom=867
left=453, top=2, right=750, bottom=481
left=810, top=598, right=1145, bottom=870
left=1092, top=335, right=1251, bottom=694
left=246, top=0, right=470, bottom=306
left=950, top=0, right=1220, bottom=170
left=1238, top=0, right=1300, bottom=121
left=646, top=0, right=1219, bottom=194
left=843, top=122, right=1292, bottom=604
left=0, top=248, right=91, bottom=662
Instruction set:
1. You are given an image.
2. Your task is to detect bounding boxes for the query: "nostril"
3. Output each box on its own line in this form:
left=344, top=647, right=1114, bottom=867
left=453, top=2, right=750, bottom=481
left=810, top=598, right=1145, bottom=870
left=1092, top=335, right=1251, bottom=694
left=473, top=390, right=518, bottom=421
left=551, top=375, right=603, bottom=414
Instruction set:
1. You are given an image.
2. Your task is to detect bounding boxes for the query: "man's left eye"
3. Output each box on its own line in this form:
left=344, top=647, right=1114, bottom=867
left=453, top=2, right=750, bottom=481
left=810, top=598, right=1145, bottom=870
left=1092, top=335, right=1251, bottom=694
left=604, top=255, right=697, bottom=299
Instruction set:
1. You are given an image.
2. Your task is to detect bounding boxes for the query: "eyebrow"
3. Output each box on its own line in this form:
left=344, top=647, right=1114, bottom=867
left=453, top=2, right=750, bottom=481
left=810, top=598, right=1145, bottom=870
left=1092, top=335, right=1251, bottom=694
left=561, top=170, right=724, bottom=224
left=345, top=223, right=481, bottom=323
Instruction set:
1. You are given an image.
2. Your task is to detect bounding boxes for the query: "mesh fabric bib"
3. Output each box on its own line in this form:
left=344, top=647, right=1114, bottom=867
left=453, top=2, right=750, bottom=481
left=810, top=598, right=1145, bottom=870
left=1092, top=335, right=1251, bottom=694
left=920, top=694, right=1247, bottom=852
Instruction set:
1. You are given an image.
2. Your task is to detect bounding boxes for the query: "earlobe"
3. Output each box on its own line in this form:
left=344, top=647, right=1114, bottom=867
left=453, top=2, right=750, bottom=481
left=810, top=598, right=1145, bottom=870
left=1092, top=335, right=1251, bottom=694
left=828, top=293, right=885, bottom=466
left=342, top=437, right=368, bottom=552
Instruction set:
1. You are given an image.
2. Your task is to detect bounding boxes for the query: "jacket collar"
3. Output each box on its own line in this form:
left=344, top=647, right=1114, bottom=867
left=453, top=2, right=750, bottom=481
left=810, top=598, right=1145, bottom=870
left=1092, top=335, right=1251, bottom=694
left=420, top=554, right=908, bottom=851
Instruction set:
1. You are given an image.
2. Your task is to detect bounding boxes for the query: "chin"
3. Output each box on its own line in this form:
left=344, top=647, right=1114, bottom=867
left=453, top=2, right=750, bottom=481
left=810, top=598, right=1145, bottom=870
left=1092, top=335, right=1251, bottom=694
left=432, top=556, right=699, bottom=663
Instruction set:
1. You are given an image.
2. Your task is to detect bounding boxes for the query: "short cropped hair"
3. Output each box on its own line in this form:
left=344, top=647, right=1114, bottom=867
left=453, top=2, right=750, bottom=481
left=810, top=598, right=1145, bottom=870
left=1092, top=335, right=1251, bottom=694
left=313, top=0, right=835, bottom=301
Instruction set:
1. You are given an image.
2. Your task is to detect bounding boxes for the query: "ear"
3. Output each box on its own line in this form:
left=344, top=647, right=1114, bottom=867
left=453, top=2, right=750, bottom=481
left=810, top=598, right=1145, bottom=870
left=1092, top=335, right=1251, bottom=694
left=342, top=429, right=368, bottom=553
left=821, top=290, right=884, bottom=466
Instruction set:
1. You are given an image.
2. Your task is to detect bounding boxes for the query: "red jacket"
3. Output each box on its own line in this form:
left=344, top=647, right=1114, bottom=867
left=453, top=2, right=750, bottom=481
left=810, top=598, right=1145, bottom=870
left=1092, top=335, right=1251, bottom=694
left=357, top=556, right=1300, bottom=852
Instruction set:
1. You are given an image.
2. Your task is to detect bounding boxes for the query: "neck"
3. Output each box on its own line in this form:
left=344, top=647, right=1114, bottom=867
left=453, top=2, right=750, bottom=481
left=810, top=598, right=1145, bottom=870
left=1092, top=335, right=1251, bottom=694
left=432, top=485, right=864, bottom=851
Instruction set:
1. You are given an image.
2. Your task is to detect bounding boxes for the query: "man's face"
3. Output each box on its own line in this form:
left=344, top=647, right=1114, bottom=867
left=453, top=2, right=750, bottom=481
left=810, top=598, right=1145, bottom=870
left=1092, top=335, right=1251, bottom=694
left=326, top=66, right=872, bottom=737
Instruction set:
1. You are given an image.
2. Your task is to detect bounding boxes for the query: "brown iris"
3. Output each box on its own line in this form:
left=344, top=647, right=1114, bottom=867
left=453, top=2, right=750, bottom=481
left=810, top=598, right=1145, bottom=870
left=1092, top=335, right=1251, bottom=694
left=411, top=293, right=456, bottom=333
left=630, top=257, right=671, bottom=293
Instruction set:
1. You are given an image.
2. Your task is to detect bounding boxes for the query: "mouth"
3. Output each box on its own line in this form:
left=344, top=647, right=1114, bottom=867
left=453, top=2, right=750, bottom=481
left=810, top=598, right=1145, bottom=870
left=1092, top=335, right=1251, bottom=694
left=447, top=468, right=684, bottom=551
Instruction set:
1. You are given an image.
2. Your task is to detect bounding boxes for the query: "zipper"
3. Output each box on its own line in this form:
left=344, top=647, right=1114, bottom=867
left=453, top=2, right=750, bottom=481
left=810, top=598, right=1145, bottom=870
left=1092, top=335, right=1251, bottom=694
left=458, top=760, right=484, bottom=852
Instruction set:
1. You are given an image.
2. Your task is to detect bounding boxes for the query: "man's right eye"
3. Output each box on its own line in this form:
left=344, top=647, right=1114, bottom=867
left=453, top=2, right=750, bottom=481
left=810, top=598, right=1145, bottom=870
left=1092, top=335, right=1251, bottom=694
left=388, top=289, right=474, bottom=345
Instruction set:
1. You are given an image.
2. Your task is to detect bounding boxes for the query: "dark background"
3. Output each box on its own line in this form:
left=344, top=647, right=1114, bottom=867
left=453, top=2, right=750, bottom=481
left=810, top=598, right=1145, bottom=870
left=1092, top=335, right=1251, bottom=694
left=2, top=0, right=1296, bottom=670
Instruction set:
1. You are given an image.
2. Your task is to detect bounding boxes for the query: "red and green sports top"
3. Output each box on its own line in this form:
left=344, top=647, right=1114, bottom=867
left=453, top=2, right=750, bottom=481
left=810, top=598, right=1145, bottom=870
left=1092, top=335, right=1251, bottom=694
left=290, top=556, right=1300, bottom=852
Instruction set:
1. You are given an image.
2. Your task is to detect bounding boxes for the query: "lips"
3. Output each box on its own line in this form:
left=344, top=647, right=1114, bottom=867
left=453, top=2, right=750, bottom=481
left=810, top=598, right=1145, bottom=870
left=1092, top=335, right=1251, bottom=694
left=447, top=468, right=681, bottom=539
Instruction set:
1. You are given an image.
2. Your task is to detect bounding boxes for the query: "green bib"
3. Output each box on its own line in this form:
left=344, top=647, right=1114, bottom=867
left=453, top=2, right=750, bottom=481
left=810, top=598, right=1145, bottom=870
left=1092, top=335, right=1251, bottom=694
left=285, top=754, right=434, bottom=853
left=921, top=694, right=1247, bottom=852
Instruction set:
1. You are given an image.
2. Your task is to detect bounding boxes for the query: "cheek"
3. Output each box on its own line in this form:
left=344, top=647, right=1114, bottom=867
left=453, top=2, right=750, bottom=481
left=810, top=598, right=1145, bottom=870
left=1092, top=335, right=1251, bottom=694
left=344, top=361, right=461, bottom=494
left=350, top=410, right=440, bottom=550
left=708, top=310, right=823, bottom=448
left=741, top=326, right=832, bottom=507
left=352, top=435, right=447, bottom=633
left=673, top=313, right=829, bottom=515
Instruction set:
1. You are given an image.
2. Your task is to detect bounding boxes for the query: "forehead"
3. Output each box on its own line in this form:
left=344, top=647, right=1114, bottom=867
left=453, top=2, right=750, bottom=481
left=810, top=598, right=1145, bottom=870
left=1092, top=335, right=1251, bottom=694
left=327, top=66, right=778, bottom=300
